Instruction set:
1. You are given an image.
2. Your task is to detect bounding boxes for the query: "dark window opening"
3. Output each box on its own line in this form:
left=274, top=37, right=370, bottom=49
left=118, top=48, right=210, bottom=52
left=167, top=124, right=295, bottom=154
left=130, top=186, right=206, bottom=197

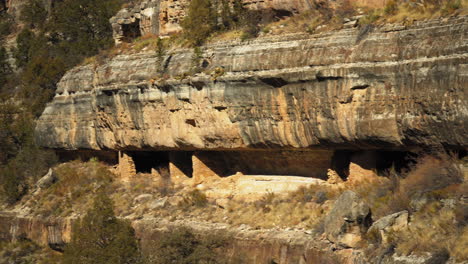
left=128, top=151, right=169, bottom=175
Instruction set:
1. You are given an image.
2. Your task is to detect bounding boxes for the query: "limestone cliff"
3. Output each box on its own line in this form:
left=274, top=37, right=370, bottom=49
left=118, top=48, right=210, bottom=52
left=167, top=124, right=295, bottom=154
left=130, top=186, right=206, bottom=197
left=35, top=17, right=468, bottom=152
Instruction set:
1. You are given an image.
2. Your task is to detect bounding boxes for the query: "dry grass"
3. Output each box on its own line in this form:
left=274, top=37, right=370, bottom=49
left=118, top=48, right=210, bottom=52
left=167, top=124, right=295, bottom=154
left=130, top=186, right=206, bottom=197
left=25, top=159, right=114, bottom=217
left=393, top=200, right=467, bottom=261
left=360, top=0, right=468, bottom=25
left=179, top=189, right=208, bottom=208
left=208, top=189, right=336, bottom=230
left=132, top=34, right=161, bottom=52
left=348, top=153, right=467, bottom=260
left=257, top=7, right=352, bottom=36
left=0, top=238, right=62, bottom=264
left=22, top=159, right=175, bottom=218
left=14, top=152, right=467, bottom=261
left=208, top=30, right=243, bottom=43
left=349, top=154, right=464, bottom=219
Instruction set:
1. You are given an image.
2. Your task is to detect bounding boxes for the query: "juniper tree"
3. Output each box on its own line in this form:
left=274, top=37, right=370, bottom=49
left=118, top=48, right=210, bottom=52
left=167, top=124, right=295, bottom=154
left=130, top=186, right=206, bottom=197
left=181, top=0, right=217, bottom=46
left=63, top=192, right=141, bottom=264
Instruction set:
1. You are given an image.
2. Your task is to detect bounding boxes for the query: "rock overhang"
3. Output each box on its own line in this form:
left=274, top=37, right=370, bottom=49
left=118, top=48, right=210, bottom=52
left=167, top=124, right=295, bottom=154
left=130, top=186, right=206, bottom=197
left=35, top=16, right=468, bottom=153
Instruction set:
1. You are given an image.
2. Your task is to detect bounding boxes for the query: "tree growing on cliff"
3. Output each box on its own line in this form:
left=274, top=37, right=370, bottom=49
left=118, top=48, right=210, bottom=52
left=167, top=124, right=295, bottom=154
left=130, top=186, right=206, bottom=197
left=149, top=227, right=227, bottom=264
left=48, top=0, right=123, bottom=65
left=20, top=0, right=48, bottom=29
left=13, top=28, right=35, bottom=68
left=0, top=46, right=11, bottom=88
left=63, top=191, right=141, bottom=264
left=181, top=0, right=217, bottom=46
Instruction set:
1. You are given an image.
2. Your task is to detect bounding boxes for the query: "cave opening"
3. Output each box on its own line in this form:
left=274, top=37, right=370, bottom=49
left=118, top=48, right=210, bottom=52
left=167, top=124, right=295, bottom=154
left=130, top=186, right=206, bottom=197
left=193, top=150, right=332, bottom=179
left=331, top=150, right=353, bottom=180
left=128, top=151, right=169, bottom=176
left=121, top=19, right=141, bottom=42
left=331, top=150, right=417, bottom=179
left=375, top=150, right=417, bottom=174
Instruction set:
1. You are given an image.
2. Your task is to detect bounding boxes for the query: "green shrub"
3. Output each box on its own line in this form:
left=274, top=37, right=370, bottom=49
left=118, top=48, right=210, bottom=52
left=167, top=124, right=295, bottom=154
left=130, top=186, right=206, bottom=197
left=191, top=47, right=204, bottom=73
left=148, top=227, right=227, bottom=264
left=180, top=189, right=208, bottom=208
left=63, top=192, right=141, bottom=264
left=441, top=0, right=462, bottom=15
left=13, top=28, right=35, bottom=68
left=1, top=164, right=24, bottom=204
left=0, top=46, right=11, bottom=88
left=384, top=0, right=398, bottom=15
left=0, top=238, right=62, bottom=264
left=181, top=0, right=217, bottom=46
left=20, top=0, right=48, bottom=29
left=0, top=13, right=13, bottom=40
left=359, top=10, right=381, bottom=26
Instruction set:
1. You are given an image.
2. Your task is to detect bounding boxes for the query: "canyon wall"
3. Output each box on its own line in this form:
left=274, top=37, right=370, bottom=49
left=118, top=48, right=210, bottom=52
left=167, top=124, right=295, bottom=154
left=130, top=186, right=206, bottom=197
left=36, top=17, right=468, bottom=153
left=0, top=213, right=358, bottom=263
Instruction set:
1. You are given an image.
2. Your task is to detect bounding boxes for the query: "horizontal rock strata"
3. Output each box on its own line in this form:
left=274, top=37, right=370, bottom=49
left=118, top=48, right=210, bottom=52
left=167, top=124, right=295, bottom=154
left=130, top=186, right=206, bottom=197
left=35, top=17, right=468, bottom=151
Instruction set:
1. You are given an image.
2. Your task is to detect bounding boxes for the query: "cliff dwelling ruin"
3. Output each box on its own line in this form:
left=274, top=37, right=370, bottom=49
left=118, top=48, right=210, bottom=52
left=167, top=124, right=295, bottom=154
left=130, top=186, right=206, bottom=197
left=35, top=5, right=466, bottom=200
left=56, top=148, right=417, bottom=199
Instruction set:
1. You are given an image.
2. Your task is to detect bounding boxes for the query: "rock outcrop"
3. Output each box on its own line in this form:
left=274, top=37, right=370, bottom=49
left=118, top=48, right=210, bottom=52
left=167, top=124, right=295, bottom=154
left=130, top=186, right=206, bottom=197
left=324, top=190, right=372, bottom=248
left=0, top=213, right=361, bottom=263
left=36, top=17, right=468, bottom=152
left=367, top=210, right=408, bottom=245
left=36, top=168, right=57, bottom=189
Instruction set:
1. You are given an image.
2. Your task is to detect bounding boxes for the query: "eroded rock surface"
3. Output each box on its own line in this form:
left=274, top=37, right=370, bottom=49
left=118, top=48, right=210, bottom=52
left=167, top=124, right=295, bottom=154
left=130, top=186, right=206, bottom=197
left=324, top=190, right=372, bottom=248
left=36, top=17, right=468, bottom=152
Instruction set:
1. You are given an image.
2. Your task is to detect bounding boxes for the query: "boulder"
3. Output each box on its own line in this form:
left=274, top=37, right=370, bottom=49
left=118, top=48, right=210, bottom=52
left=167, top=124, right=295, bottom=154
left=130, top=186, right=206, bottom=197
left=324, top=191, right=372, bottom=248
left=36, top=168, right=57, bottom=189
left=367, top=211, right=408, bottom=245
left=148, top=197, right=168, bottom=209
left=133, top=194, right=153, bottom=204
left=167, top=196, right=184, bottom=206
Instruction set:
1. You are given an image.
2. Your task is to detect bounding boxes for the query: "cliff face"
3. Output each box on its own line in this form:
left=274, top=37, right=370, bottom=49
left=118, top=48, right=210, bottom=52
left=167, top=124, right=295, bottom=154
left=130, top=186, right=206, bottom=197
left=0, top=214, right=352, bottom=263
left=35, top=17, right=468, bottom=152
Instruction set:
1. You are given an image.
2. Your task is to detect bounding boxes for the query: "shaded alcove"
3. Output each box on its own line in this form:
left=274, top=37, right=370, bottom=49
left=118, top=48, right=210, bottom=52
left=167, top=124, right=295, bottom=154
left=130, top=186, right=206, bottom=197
left=193, top=150, right=332, bottom=180
left=127, top=151, right=169, bottom=175
left=330, top=150, right=353, bottom=180
left=331, top=150, right=417, bottom=179
left=375, top=151, right=417, bottom=174
left=169, top=151, right=194, bottom=178
left=121, top=19, right=141, bottom=42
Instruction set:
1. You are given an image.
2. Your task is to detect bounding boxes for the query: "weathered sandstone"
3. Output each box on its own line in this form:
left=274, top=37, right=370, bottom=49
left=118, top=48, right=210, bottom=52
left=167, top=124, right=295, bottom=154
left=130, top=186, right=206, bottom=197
left=0, top=213, right=346, bottom=262
left=36, top=17, right=468, bottom=153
